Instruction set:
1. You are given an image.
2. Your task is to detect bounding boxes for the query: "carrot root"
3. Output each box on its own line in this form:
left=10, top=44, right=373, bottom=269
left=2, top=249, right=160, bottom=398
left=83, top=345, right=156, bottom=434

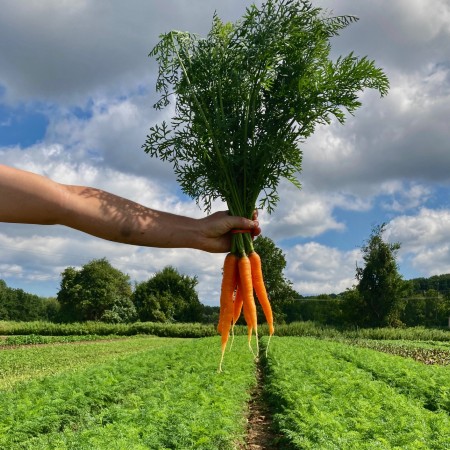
left=247, top=325, right=256, bottom=357
left=229, top=321, right=235, bottom=352
left=255, top=328, right=259, bottom=356
left=217, top=251, right=272, bottom=369
left=265, top=333, right=272, bottom=358
left=249, top=251, right=274, bottom=337
left=217, top=253, right=238, bottom=372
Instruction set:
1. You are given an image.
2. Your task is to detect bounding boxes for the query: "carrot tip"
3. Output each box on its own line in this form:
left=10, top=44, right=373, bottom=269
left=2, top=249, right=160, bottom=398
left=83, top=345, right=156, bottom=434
left=255, top=329, right=259, bottom=357
left=218, top=348, right=226, bottom=372
left=265, top=334, right=273, bottom=358
left=229, top=324, right=235, bottom=352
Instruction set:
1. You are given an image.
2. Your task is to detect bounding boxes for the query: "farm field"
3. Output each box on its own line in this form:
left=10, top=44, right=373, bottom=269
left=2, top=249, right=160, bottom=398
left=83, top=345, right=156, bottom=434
left=262, top=337, right=450, bottom=449
left=0, top=336, right=255, bottom=449
left=1, top=328, right=450, bottom=449
left=0, top=336, right=188, bottom=390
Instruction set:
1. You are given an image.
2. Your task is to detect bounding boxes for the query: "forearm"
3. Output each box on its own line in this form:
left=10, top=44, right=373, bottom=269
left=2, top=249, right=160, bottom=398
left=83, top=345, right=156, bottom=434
left=0, top=164, right=258, bottom=253
left=0, top=165, right=67, bottom=225
left=60, top=185, right=202, bottom=249
left=0, top=165, right=201, bottom=249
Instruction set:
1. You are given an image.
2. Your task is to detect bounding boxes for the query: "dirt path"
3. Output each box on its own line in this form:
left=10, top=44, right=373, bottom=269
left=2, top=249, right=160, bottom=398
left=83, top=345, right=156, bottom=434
left=242, top=358, right=281, bottom=450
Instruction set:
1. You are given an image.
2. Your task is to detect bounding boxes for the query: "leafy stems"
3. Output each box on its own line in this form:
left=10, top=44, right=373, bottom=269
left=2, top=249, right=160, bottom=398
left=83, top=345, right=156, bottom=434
left=144, top=0, right=389, bottom=257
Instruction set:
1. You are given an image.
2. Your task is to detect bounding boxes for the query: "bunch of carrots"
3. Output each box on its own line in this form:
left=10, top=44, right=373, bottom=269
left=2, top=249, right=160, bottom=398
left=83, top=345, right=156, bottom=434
left=217, top=232, right=274, bottom=372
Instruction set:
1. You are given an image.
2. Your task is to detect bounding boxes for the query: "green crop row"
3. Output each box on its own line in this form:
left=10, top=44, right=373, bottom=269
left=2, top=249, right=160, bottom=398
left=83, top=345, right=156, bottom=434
left=0, top=320, right=217, bottom=338
left=273, top=321, right=450, bottom=341
left=0, top=336, right=256, bottom=450
left=1, top=319, right=449, bottom=342
left=327, top=340, right=450, bottom=413
left=0, top=334, right=127, bottom=346
left=262, top=336, right=450, bottom=449
left=345, top=339, right=450, bottom=366
left=352, top=338, right=450, bottom=351
left=0, top=336, right=184, bottom=390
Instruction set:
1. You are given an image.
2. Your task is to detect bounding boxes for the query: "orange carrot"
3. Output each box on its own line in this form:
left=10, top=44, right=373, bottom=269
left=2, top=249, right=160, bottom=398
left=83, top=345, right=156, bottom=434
left=233, top=285, right=244, bottom=325
left=238, top=255, right=258, bottom=356
left=229, top=279, right=243, bottom=351
left=217, top=254, right=237, bottom=334
left=248, top=251, right=274, bottom=336
left=218, top=253, right=238, bottom=371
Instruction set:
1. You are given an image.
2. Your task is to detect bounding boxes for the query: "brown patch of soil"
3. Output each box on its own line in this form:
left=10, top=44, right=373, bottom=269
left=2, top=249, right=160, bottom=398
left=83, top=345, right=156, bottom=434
left=241, top=359, right=281, bottom=450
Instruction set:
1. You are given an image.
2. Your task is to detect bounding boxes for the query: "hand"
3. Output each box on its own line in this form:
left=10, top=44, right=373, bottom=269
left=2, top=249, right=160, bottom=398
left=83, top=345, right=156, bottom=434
left=196, top=210, right=261, bottom=253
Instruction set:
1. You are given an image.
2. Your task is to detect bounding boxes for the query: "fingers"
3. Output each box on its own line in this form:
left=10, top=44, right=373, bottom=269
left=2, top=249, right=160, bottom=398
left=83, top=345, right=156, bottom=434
left=227, top=214, right=261, bottom=237
left=197, top=209, right=261, bottom=253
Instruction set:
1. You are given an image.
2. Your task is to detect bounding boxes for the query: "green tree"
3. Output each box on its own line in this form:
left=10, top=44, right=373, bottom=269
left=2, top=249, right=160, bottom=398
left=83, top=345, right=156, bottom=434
left=355, top=224, right=406, bottom=327
left=402, top=291, right=450, bottom=327
left=57, top=258, right=135, bottom=322
left=41, top=297, right=61, bottom=322
left=133, top=266, right=203, bottom=323
left=0, top=280, right=9, bottom=320
left=0, top=279, right=48, bottom=321
left=252, top=236, right=299, bottom=322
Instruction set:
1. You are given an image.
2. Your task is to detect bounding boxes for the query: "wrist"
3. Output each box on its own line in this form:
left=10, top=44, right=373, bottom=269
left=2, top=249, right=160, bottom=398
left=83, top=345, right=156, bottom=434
left=183, top=217, right=205, bottom=250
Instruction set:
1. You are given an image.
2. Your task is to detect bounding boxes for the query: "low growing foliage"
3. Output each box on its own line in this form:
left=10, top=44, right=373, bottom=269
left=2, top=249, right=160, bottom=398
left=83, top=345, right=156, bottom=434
left=262, top=336, right=450, bottom=449
left=0, top=337, right=256, bottom=449
left=0, top=336, right=181, bottom=390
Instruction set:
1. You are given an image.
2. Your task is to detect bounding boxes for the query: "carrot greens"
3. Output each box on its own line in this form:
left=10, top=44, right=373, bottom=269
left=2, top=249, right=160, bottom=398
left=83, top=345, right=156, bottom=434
left=143, top=0, right=389, bottom=364
left=144, top=0, right=388, bottom=224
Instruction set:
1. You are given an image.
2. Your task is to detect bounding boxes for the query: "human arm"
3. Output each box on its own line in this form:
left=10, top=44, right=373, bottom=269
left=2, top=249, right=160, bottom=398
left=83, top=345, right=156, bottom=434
left=0, top=164, right=260, bottom=253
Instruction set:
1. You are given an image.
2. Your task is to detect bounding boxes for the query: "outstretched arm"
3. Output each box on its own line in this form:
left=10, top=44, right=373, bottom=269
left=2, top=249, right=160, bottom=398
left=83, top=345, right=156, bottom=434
left=0, top=164, right=260, bottom=253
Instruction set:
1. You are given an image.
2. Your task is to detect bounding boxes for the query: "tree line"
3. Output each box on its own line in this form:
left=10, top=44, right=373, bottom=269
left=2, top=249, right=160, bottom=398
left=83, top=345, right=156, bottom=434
left=0, top=280, right=59, bottom=322
left=1, top=228, right=450, bottom=328
left=0, top=261, right=209, bottom=324
left=285, top=225, right=450, bottom=328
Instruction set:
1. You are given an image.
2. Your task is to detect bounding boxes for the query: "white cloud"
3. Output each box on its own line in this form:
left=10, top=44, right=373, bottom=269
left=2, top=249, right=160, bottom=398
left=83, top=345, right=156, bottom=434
left=386, top=209, right=450, bottom=276
left=0, top=0, right=250, bottom=105
left=380, top=182, right=433, bottom=212
left=0, top=264, right=24, bottom=278
left=262, top=181, right=349, bottom=241
left=284, top=242, right=361, bottom=295
left=316, top=0, right=450, bottom=71
left=1, top=0, right=450, bottom=302
left=300, top=66, right=450, bottom=196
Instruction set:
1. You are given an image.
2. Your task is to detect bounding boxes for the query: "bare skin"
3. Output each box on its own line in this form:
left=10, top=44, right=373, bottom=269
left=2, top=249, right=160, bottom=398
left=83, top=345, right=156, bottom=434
left=0, top=164, right=260, bottom=253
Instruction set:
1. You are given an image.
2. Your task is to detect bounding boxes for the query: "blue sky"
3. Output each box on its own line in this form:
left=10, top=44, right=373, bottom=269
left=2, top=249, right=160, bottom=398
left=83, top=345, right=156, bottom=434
left=1, top=0, right=450, bottom=304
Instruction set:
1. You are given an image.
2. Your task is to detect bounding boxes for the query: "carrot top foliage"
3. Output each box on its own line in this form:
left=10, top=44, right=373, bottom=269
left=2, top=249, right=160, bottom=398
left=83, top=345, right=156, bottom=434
left=144, top=0, right=389, bottom=254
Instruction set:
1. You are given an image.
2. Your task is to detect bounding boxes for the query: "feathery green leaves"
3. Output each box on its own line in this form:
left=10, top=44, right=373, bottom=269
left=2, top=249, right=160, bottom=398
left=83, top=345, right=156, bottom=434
left=143, top=0, right=389, bottom=248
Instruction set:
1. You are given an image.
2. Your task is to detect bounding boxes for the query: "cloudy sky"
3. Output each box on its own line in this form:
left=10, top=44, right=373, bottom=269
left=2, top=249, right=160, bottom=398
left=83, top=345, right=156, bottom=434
left=1, top=0, right=449, bottom=305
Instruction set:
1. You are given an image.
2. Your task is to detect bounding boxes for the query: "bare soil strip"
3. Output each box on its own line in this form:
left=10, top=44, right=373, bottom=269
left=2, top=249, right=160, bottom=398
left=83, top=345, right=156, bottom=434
left=243, top=358, right=281, bottom=450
